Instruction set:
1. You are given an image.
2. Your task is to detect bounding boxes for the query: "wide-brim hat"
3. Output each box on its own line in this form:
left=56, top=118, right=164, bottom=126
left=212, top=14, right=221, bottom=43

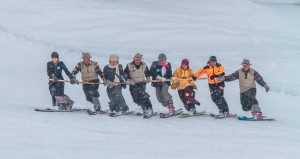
left=133, top=53, right=143, bottom=59
left=241, top=59, right=251, bottom=65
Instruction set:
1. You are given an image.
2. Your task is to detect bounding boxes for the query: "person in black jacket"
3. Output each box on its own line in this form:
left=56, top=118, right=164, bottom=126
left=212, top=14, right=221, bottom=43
left=150, top=53, right=176, bottom=114
left=47, top=52, right=74, bottom=110
left=103, top=54, right=129, bottom=113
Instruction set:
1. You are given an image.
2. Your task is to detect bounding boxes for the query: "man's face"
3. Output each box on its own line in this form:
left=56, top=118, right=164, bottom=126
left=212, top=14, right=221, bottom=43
left=134, top=58, right=142, bottom=65
left=51, top=57, right=59, bottom=64
left=159, top=59, right=166, bottom=66
left=242, top=64, right=250, bottom=71
left=110, top=61, right=118, bottom=66
left=83, top=58, right=90, bottom=65
left=209, top=60, right=216, bottom=67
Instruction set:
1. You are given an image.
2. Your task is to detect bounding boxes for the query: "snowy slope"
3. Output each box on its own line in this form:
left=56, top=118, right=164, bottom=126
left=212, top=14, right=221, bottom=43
left=0, top=0, right=300, bottom=158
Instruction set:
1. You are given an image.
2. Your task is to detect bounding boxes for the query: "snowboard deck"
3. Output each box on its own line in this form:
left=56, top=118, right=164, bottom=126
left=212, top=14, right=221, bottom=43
left=108, top=111, right=135, bottom=117
left=237, top=116, right=275, bottom=121
left=179, top=110, right=206, bottom=118
left=160, top=108, right=183, bottom=118
left=35, top=108, right=89, bottom=112
left=86, top=109, right=109, bottom=115
left=210, top=113, right=237, bottom=119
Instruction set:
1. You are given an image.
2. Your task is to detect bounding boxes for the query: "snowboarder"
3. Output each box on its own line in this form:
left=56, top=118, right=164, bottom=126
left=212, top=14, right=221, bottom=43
left=150, top=53, right=176, bottom=114
left=218, top=59, right=270, bottom=119
left=171, top=59, right=200, bottom=114
left=192, top=56, right=230, bottom=117
left=124, top=53, right=153, bottom=115
left=70, top=52, right=104, bottom=113
left=47, top=52, right=74, bottom=110
left=102, top=54, right=129, bottom=113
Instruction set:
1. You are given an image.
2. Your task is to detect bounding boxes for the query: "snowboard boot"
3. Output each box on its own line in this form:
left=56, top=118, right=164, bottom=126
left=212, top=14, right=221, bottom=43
left=58, top=103, right=66, bottom=111
left=189, top=108, right=197, bottom=115
left=120, top=105, right=129, bottom=114
left=218, top=111, right=229, bottom=118
left=147, top=107, right=154, bottom=115
left=252, top=111, right=263, bottom=119
left=92, top=97, right=102, bottom=113
left=168, top=104, right=175, bottom=115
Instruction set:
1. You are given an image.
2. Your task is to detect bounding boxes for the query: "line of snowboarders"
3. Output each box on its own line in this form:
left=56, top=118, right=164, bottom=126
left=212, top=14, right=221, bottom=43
left=47, top=51, right=270, bottom=119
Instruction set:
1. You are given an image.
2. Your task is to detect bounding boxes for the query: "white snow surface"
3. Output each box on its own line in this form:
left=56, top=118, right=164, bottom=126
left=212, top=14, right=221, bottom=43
left=0, top=0, right=300, bottom=158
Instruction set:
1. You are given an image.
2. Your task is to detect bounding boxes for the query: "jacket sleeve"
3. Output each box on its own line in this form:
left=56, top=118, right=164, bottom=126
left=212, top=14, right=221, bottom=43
left=47, top=62, right=53, bottom=78
left=165, top=63, right=172, bottom=79
left=193, top=67, right=206, bottom=80
left=71, top=62, right=81, bottom=76
left=95, top=63, right=104, bottom=79
left=123, top=64, right=130, bottom=80
left=61, top=62, right=73, bottom=79
left=224, top=70, right=239, bottom=82
left=150, top=61, right=158, bottom=79
left=254, top=70, right=267, bottom=87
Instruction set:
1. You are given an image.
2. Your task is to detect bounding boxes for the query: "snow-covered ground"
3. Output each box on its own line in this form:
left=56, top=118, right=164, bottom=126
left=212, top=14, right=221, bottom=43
left=0, top=0, right=300, bottom=158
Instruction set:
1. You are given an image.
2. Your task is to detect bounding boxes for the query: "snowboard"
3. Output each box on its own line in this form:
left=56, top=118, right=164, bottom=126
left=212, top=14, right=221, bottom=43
left=237, top=116, right=275, bottom=121
left=136, top=112, right=158, bottom=118
left=160, top=108, right=183, bottom=118
left=210, top=113, right=237, bottom=119
left=108, top=111, right=135, bottom=117
left=179, top=110, right=206, bottom=118
left=35, top=108, right=89, bottom=112
left=87, top=109, right=109, bottom=115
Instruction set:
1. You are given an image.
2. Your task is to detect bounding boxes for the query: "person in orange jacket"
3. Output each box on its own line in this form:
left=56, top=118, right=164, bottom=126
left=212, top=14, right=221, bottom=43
left=192, top=56, right=229, bottom=117
left=172, top=59, right=200, bottom=114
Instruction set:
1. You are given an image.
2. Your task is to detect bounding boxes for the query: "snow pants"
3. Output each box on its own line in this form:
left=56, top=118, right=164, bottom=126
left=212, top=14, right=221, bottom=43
left=240, top=88, right=259, bottom=111
left=178, top=86, right=200, bottom=111
left=210, top=85, right=229, bottom=113
left=129, top=83, right=152, bottom=111
left=82, top=79, right=100, bottom=103
left=107, top=85, right=128, bottom=112
left=155, top=82, right=173, bottom=107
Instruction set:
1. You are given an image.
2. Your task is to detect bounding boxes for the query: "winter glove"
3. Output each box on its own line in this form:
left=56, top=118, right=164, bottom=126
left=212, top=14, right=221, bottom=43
left=107, top=80, right=114, bottom=86
left=264, top=84, right=270, bottom=92
left=125, top=79, right=135, bottom=85
left=146, top=77, right=151, bottom=83
left=102, top=78, right=108, bottom=86
left=52, top=76, right=59, bottom=82
left=217, top=76, right=225, bottom=81
left=210, top=74, right=218, bottom=80
left=157, top=76, right=167, bottom=82
left=70, top=78, right=79, bottom=85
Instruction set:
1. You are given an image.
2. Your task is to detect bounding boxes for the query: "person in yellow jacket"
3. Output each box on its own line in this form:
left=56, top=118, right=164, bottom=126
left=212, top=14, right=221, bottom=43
left=192, top=56, right=229, bottom=117
left=172, top=59, right=200, bottom=114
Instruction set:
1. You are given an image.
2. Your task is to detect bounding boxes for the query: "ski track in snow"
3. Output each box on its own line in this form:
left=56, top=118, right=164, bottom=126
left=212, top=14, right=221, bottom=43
left=0, top=0, right=300, bottom=159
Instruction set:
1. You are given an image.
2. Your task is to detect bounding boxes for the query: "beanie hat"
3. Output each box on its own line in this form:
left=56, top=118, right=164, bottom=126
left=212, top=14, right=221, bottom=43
left=158, top=53, right=167, bottom=60
left=82, top=52, right=92, bottom=59
left=209, top=56, right=217, bottom=62
left=181, top=59, right=189, bottom=66
left=109, top=54, right=119, bottom=62
left=51, top=52, right=59, bottom=58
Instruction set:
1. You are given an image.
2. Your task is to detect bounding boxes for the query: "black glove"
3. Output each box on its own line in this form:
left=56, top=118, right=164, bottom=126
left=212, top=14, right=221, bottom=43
left=264, top=85, right=270, bottom=92
left=210, top=74, right=218, bottom=80
left=51, top=75, right=58, bottom=82
left=70, top=78, right=79, bottom=85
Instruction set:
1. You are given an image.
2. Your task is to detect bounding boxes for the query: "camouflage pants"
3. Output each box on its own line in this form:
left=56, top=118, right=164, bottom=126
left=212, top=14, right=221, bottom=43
left=210, top=86, right=229, bottom=113
left=49, top=81, right=64, bottom=96
left=107, top=85, right=128, bottom=112
left=155, top=82, right=173, bottom=107
left=129, top=83, right=152, bottom=110
left=240, top=88, right=259, bottom=111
